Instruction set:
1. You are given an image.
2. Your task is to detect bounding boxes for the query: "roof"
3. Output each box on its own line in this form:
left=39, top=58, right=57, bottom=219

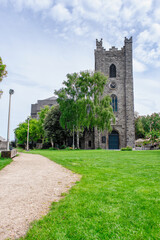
left=39, top=96, right=57, bottom=102
left=45, top=96, right=57, bottom=101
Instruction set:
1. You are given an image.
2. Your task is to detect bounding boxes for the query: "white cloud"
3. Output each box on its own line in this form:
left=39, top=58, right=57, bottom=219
left=50, top=3, right=71, bottom=22
left=8, top=0, right=53, bottom=11
left=73, top=25, right=88, bottom=36
left=153, top=8, right=160, bottom=21
left=133, top=59, right=147, bottom=72
left=135, top=23, right=160, bottom=65
left=134, top=76, right=160, bottom=115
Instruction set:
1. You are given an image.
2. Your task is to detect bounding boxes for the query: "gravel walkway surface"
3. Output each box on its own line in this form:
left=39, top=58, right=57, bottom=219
left=0, top=153, right=80, bottom=240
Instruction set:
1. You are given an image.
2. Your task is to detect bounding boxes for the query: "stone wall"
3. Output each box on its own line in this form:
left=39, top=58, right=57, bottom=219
left=124, top=37, right=135, bottom=148
left=31, top=96, right=57, bottom=118
left=0, top=141, right=7, bottom=151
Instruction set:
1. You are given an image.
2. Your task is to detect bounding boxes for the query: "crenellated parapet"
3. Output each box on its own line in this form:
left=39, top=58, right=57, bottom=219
left=125, top=37, right=132, bottom=44
left=96, top=38, right=103, bottom=50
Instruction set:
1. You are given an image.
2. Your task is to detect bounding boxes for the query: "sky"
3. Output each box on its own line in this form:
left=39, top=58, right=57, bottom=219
left=0, top=0, right=160, bottom=140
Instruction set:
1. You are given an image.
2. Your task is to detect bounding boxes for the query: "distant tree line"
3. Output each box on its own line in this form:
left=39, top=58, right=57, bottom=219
left=135, top=112, right=160, bottom=144
left=15, top=105, right=70, bottom=149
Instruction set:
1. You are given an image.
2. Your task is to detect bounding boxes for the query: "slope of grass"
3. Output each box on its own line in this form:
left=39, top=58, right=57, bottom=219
left=0, top=153, right=12, bottom=170
left=21, top=150, right=160, bottom=240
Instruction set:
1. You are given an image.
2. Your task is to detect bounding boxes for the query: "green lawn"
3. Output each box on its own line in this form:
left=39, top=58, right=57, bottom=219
left=21, top=150, right=160, bottom=240
left=0, top=153, right=12, bottom=170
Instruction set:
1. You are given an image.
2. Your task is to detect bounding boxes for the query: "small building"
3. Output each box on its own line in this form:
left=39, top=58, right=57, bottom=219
left=31, top=96, right=57, bottom=118
left=0, top=136, right=7, bottom=151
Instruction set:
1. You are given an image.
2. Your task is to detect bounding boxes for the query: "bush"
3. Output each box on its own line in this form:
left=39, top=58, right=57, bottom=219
left=60, top=145, right=66, bottom=149
left=65, top=147, right=73, bottom=150
left=136, top=144, right=142, bottom=147
left=121, top=146, right=132, bottom=151
left=42, top=142, right=52, bottom=149
left=49, top=147, right=58, bottom=150
left=143, top=140, right=150, bottom=146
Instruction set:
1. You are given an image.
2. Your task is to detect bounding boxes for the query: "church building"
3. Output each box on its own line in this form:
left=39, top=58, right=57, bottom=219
left=31, top=37, right=135, bottom=149
left=83, top=37, right=135, bottom=149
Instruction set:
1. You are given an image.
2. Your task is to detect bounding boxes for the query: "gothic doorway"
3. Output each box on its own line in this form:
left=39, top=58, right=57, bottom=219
left=108, top=131, right=119, bottom=149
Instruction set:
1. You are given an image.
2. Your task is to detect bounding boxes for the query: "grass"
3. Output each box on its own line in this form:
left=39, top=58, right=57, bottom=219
left=20, top=149, right=160, bottom=240
left=0, top=153, right=12, bottom=170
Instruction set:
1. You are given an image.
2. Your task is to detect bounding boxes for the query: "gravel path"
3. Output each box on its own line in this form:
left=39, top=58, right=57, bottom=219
left=0, top=153, right=80, bottom=240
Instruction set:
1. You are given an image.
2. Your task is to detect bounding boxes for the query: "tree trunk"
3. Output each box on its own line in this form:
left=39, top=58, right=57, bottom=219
left=51, top=138, right=54, bottom=148
left=77, top=130, right=79, bottom=149
left=98, top=129, right=100, bottom=148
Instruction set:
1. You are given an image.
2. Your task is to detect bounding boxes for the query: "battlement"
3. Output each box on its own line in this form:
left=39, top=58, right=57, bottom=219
left=109, top=46, right=118, bottom=51
left=96, top=38, right=103, bottom=49
left=125, top=37, right=132, bottom=43
left=95, top=37, right=131, bottom=55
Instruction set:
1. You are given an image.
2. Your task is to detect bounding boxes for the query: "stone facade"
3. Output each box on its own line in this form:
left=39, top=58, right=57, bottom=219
left=84, top=37, right=135, bottom=149
left=0, top=136, right=7, bottom=150
left=31, top=96, right=57, bottom=118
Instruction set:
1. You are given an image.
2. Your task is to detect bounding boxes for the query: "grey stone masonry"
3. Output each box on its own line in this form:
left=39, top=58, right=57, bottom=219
left=31, top=96, right=57, bottom=119
left=93, top=37, right=135, bottom=149
left=124, top=37, right=135, bottom=147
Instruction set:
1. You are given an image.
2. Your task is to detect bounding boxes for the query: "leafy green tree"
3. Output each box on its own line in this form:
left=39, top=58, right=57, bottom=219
left=135, top=115, right=145, bottom=139
left=149, top=129, right=160, bottom=144
left=0, top=57, right=7, bottom=82
left=44, top=106, right=70, bottom=147
left=55, top=71, right=115, bottom=149
left=135, top=112, right=160, bottom=143
left=15, top=118, right=41, bottom=147
left=38, top=106, right=50, bottom=143
left=94, top=95, right=115, bottom=147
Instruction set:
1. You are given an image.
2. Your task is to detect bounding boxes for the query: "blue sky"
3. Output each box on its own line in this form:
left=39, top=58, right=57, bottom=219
left=0, top=0, right=160, bottom=140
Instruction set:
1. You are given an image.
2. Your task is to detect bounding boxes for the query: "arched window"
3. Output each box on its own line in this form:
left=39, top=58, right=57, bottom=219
left=110, top=64, right=116, bottom=78
left=111, top=94, right=117, bottom=112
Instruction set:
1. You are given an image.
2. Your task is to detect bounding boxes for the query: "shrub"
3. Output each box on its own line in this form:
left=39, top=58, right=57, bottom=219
left=65, top=147, right=73, bottom=150
left=49, top=147, right=57, bottom=150
left=143, top=140, right=150, bottom=146
left=42, top=142, right=52, bottom=149
left=60, top=145, right=66, bottom=149
left=136, top=144, right=142, bottom=147
left=121, top=146, right=132, bottom=151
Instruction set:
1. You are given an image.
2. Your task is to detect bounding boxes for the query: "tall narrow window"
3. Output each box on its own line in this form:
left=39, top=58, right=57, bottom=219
left=110, top=64, right=116, bottom=78
left=88, top=140, right=91, bottom=147
left=102, top=136, right=106, bottom=144
left=111, top=94, right=118, bottom=112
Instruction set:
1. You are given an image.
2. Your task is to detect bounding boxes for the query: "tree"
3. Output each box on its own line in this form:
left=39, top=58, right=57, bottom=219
left=135, top=112, right=160, bottom=143
left=149, top=129, right=160, bottom=144
left=15, top=118, right=41, bottom=147
left=37, top=106, right=50, bottom=143
left=135, top=114, right=145, bottom=139
left=55, top=71, right=115, bottom=148
left=44, top=106, right=70, bottom=147
left=94, top=95, right=115, bottom=147
left=0, top=57, right=7, bottom=82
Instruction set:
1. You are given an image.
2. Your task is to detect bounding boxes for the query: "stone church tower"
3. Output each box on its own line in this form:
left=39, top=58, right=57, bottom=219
left=93, top=37, right=135, bottom=149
